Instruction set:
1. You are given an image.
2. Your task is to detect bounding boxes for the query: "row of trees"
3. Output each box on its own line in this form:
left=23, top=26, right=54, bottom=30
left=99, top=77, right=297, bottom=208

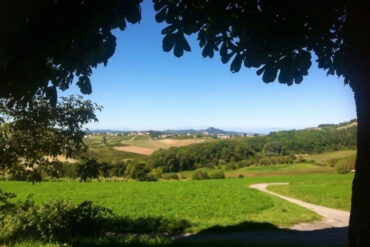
left=149, top=125, right=356, bottom=173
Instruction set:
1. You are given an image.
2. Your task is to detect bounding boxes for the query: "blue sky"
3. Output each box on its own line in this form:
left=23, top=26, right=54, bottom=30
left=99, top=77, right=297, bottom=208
left=62, top=1, right=356, bottom=133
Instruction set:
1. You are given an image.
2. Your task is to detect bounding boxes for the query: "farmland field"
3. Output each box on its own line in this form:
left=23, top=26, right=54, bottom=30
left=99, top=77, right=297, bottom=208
left=178, top=162, right=335, bottom=179
left=305, top=150, right=356, bottom=166
left=1, top=174, right=353, bottom=234
left=87, top=145, right=145, bottom=164
left=84, top=135, right=206, bottom=156
left=113, top=145, right=155, bottom=155
left=268, top=174, right=353, bottom=210
left=0, top=176, right=333, bottom=233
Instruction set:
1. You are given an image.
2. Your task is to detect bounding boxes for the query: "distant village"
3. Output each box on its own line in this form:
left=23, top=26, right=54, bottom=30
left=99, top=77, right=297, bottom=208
left=85, top=129, right=253, bottom=139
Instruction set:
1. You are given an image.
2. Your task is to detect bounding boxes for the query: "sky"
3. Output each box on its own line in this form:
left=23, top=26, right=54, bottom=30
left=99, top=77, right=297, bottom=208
left=62, top=1, right=356, bottom=133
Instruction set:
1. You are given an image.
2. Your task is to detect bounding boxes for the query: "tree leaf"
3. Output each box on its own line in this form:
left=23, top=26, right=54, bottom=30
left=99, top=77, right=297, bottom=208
left=202, top=43, right=214, bottom=58
left=262, top=65, right=278, bottom=83
left=77, top=76, right=92, bottom=94
left=198, top=30, right=207, bottom=47
left=174, top=41, right=184, bottom=58
left=155, top=7, right=167, bottom=23
left=180, top=33, right=191, bottom=52
left=153, top=1, right=166, bottom=11
left=256, top=66, right=265, bottom=76
left=230, top=54, right=242, bottom=73
left=220, top=41, right=227, bottom=58
left=162, top=33, right=175, bottom=52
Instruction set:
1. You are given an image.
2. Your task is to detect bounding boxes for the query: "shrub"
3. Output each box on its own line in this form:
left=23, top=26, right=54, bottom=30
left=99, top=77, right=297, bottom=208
left=192, top=170, right=209, bottom=180
left=329, top=159, right=339, bottom=167
left=99, top=162, right=112, bottom=178
left=60, top=162, right=78, bottom=178
left=77, top=159, right=101, bottom=182
left=336, top=161, right=352, bottom=174
left=0, top=190, right=112, bottom=242
left=110, top=162, right=127, bottom=177
left=226, top=162, right=238, bottom=170
left=151, top=167, right=163, bottom=179
left=7, top=164, right=43, bottom=182
left=161, top=173, right=179, bottom=180
left=209, top=171, right=225, bottom=179
left=125, top=162, right=157, bottom=181
left=238, top=174, right=244, bottom=178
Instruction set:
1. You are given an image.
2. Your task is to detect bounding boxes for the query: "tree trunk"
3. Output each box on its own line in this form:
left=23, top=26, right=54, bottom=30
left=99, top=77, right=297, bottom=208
left=346, top=0, right=370, bottom=245
left=348, top=82, right=370, bottom=246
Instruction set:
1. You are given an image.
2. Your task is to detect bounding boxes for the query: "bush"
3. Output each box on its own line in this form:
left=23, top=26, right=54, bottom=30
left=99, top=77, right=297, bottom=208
left=125, top=162, right=157, bottom=181
left=99, top=162, right=112, bottom=178
left=77, top=159, right=101, bottom=182
left=192, top=170, right=209, bottom=180
left=0, top=190, right=112, bottom=242
left=151, top=167, right=163, bottom=179
left=161, top=173, right=179, bottom=180
left=7, top=164, right=43, bottom=182
left=238, top=174, right=244, bottom=178
left=336, top=161, right=353, bottom=174
left=110, top=162, right=127, bottom=177
left=60, top=162, right=78, bottom=178
left=209, top=171, right=225, bottom=179
left=329, top=159, right=339, bottom=167
left=226, top=162, right=239, bottom=170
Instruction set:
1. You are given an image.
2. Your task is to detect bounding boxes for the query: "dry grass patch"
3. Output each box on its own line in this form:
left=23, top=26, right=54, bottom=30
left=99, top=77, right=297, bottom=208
left=158, top=138, right=205, bottom=147
left=113, top=146, right=155, bottom=155
left=115, top=138, right=205, bottom=155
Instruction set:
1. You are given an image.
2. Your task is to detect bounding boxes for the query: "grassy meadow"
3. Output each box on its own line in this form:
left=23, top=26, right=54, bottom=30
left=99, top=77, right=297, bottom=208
left=305, top=150, right=356, bottom=166
left=177, top=162, right=335, bottom=179
left=1, top=173, right=354, bottom=234
left=268, top=174, right=353, bottom=210
left=0, top=176, right=331, bottom=233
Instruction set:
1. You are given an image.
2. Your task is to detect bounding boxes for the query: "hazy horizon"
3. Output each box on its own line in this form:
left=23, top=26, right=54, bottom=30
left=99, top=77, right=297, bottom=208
left=86, top=118, right=356, bottom=135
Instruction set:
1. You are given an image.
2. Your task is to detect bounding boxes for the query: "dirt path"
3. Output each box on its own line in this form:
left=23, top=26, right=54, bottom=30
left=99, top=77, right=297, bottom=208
left=180, top=183, right=349, bottom=246
left=128, top=135, right=137, bottom=142
left=249, top=183, right=349, bottom=230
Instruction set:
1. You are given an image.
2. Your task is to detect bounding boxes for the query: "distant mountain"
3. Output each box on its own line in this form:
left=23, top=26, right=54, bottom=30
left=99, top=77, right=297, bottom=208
left=87, top=120, right=357, bottom=136
left=204, top=127, right=240, bottom=135
left=87, top=129, right=125, bottom=133
left=88, top=127, right=248, bottom=136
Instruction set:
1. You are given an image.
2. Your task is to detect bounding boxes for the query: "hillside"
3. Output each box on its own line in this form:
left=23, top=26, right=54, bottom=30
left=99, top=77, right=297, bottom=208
left=149, top=123, right=357, bottom=173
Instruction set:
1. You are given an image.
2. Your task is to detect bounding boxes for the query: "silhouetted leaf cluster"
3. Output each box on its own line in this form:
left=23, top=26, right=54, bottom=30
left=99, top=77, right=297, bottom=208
left=0, top=0, right=142, bottom=106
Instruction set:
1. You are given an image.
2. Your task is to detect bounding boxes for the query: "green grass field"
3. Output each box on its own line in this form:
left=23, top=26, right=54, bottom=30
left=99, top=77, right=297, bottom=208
left=305, top=150, right=356, bottom=166
left=3, top=149, right=354, bottom=246
left=2, top=174, right=354, bottom=234
left=268, top=174, right=353, bottom=210
left=1, top=171, right=352, bottom=247
left=177, top=163, right=335, bottom=179
left=0, top=176, right=328, bottom=233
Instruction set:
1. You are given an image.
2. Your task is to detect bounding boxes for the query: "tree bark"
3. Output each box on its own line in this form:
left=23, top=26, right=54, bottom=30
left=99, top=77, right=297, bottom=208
left=348, top=82, right=370, bottom=246
left=346, top=0, right=370, bottom=245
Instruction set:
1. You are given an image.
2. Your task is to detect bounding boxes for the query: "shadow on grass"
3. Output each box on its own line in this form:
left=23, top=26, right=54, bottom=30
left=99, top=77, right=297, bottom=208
left=106, top=216, right=191, bottom=234
left=181, top=226, right=348, bottom=247
left=198, top=221, right=280, bottom=233
left=7, top=216, right=348, bottom=247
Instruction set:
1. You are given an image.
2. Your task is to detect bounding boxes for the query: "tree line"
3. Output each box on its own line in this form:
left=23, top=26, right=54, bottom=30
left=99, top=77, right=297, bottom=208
left=148, top=124, right=356, bottom=173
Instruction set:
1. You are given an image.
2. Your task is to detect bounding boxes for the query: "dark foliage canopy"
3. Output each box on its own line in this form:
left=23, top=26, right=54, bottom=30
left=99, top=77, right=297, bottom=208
left=0, top=0, right=142, bottom=106
left=154, top=0, right=369, bottom=88
left=1, top=1, right=368, bottom=105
